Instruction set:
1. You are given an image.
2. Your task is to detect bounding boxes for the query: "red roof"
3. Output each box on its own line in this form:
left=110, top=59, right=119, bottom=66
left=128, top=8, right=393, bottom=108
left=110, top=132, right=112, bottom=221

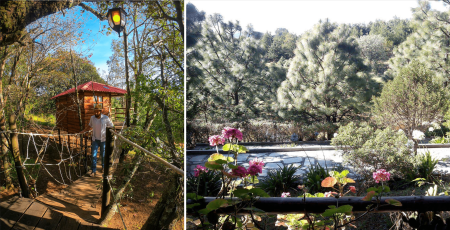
left=50, top=81, right=127, bottom=99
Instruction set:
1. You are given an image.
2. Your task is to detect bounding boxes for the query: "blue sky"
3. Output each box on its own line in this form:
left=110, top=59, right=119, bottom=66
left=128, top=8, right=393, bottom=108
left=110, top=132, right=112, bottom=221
left=190, top=1, right=449, bottom=35
left=62, top=6, right=118, bottom=77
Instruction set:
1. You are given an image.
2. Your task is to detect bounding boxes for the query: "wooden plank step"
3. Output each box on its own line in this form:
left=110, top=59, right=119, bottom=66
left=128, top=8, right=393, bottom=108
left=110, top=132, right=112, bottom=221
left=55, top=216, right=80, bottom=230
left=34, top=208, right=63, bottom=230
left=0, top=197, right=34, bottom=230
left=12, top=202, right=48, bottom=230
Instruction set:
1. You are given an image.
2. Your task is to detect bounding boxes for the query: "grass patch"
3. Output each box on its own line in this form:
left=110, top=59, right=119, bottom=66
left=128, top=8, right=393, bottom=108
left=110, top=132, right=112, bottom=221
left=28, top=114, right=56, bottom=127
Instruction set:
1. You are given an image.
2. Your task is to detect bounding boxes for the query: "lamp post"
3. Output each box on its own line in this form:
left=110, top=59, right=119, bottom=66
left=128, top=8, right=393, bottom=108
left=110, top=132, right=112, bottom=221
left=107, top=8, right=131, bottom=128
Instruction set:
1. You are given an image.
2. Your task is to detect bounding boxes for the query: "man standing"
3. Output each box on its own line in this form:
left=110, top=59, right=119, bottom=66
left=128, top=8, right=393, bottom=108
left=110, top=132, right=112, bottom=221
left=82, top=104, right=114, bottom=176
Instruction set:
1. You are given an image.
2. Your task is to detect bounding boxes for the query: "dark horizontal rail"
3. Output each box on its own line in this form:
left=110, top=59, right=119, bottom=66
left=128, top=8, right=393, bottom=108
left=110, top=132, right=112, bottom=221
left=187, top=143, right=450, bottom=155
left=187, top=196, right=450, bottom=214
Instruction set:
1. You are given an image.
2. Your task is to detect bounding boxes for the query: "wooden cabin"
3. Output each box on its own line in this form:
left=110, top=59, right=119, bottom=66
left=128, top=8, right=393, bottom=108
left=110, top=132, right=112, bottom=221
left=51, top=81, right=127, bottom=134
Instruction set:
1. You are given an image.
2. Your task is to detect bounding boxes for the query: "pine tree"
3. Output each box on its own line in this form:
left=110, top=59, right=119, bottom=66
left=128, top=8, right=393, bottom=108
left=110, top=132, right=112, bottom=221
left=188, top=14, right=283, bottom=120
left=277, top=21, right=381, bottom=124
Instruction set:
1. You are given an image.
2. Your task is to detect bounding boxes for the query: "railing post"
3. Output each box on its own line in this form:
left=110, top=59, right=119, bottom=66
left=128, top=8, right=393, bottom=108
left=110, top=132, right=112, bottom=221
left=84, top=135, right=88, bottom=173
left=68, top=135, right=71, bottom=152
left=58, top=128, right=62, bottom=150
left=101, top=127, right=114, bottom=217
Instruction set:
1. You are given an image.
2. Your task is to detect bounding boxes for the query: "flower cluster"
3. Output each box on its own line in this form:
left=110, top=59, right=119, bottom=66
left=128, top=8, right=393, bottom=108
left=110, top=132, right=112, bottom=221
left=231, top=166, right=248, bottom=178
left=208, top=127, right=243, bottom=146
left=229, top=159, right=265, bottom=178
left=222, top=127, right=243, bottom=141
left=373, top=169, right=390, bottom=183
left=209, top=135, right=225, bottom=146
left=281, top=192, right=291, bottom=198
left=194, top=165, right=208, bottom=177
left=412, top=130, right=425, bottom=140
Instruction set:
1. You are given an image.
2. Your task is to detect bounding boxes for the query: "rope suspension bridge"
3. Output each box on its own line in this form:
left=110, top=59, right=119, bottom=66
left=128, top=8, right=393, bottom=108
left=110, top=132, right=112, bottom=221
left=0, top=124, right=184, bottom=230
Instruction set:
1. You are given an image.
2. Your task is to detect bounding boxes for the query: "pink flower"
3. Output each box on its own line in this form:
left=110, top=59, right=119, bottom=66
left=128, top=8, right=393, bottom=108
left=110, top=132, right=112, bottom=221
left=194, top=165, right=208, bottom=177
left=247, top=164, right=263, bottom=176
left=349, top=186, right=356, bottom=193
left=209, top=135, right=225, bottom=146
left=373, top=169, right=390, bottom=183
left=324, top=191, right=338, bottom=197
left=281, top=192, right=291, bottom=198
left=231, top=166, right=248, bottom=178
left=249, top=158, right=265, bottom=168
left=222, top=127, right=243, bottom=141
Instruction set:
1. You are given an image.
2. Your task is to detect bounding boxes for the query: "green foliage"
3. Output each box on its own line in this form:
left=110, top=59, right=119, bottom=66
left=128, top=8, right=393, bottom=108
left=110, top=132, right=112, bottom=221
left=187, top=13, right=285, bottom=120
left=332, top=122, right=417, bottom=179
left=303, top=163, right=330, bottom=194
left=417, top=151, right=438, bottom=183
left=387, top=2, right=450, bottom=83
left=372, top=61, right=448, bottom=139
left=277, top=21, right=381, bottom=124
left=259, top=164, right=300, bottom=197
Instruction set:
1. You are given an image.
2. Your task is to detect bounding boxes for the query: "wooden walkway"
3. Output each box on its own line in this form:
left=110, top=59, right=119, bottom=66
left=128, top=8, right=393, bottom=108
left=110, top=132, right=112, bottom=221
left=0, top=197, right=115, bottom=230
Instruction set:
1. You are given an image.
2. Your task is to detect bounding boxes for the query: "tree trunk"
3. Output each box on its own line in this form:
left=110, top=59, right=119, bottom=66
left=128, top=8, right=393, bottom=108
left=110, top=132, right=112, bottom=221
left=142, top=172, right=182, bottom=230
left=143, top=108, right=158, bottom=131
left=0, top=1, right=82, bottom=47
left=9, top=113, right=29, bottom=198
left=0, top=47, right=13, bottom=189
left=234, top=91, right=239, bottom=105
left=70, top=49, right=83, bottom=132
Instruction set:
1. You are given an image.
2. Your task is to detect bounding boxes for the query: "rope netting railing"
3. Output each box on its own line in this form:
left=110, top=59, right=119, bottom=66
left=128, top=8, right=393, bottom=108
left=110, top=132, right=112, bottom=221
left=0, top=129, right=94, bottom=196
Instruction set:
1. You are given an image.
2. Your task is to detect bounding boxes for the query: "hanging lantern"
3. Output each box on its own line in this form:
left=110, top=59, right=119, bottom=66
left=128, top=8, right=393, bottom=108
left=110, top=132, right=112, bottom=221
left=107, top=8, right=127, bottom=36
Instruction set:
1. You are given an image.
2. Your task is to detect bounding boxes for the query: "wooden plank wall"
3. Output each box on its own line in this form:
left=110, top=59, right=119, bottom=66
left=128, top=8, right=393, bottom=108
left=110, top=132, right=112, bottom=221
left=56, top=92, right=112, bottom=134
left=83, top=92, right=111, bottom=130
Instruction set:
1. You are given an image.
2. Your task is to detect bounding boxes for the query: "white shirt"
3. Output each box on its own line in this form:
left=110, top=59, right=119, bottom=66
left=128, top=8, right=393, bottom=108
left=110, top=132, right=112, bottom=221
left=88, top=114, right=114, bottom=142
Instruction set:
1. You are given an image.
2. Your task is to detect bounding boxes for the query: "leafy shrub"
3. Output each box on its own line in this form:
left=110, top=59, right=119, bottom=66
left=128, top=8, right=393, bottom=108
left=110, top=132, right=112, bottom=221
left=187, top=170, right=222, bottom=197
left=303, top=163, right=330, bottom=194
left=332, top=122, right=417, bottom=180
left=259, top=164, right=300, bottom=197
left=429, top=136, right=450, bottom=144
left=418, top=151, right=438, bottom=182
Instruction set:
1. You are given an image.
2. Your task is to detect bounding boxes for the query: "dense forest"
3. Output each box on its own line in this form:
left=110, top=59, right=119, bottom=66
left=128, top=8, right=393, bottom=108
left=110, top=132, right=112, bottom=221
left=186, top=1, right=450, bottom=143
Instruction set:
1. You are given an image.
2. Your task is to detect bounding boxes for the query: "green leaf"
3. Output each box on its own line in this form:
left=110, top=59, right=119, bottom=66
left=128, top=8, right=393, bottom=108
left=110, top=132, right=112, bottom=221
left=238, top=145, right=248, bottom=153
left=362, top=191, right=377, bottom=201
left=385, top=199, right=402, bottom=206
left=198, top=208, right=211, bottom=215
left=206, top=199, right=229, bottom=211
left=214, top=159, right=227, bottom=165
left=226, top=157, right=234, bottom=162
left=208, top=153, right=225, bottom=161
left=223, top=143, right=232, bottom=151
left=231, top=216, right=243, bottom=227
left=248, top=188, right=270, bottom=197
left=322, top=205, right=353, bottom=217
left=187, top=203, right=200, bottom=209
left=382, top=186, right=390, bottom=193
left=228, top=164, right=238, bottom=169
left=340, top=170, right=349, bottom=177
left=204, top=161, right=224, bottom=170
left=242, top=207, right=266, bottom=213
left=186, top=193, right=203, bottom=200
left=232, top=188, right=250, bottom=198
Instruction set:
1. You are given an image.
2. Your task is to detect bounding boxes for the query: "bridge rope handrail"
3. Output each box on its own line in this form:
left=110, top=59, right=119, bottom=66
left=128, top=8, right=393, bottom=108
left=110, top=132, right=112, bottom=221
left=0, top=130, right=91, bottom=136
left=109, top=128, right=184, bottom=176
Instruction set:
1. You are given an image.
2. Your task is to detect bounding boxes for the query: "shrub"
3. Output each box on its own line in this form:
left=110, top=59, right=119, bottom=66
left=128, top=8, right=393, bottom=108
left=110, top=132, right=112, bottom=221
left=332, top=122, right=417, bottom=180
left=186, top=170, right=222, bottom=197
left=259, top=164, right=300, bottom=197
left=418, top=151, right=438, bottom=182
left=303, top=163, right=330, bottom=194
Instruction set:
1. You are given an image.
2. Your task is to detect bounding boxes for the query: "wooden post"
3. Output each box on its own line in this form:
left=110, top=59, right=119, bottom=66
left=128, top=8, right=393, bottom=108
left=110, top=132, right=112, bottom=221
left=101, top=127, right=114, bottom=217
left=9, top=114, right=29, bottom=198
left=84, top=135, right=88, bottom=173
left=68, top=135, right=71, bottom=152
left=58, top=128, right=62, bottom=150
